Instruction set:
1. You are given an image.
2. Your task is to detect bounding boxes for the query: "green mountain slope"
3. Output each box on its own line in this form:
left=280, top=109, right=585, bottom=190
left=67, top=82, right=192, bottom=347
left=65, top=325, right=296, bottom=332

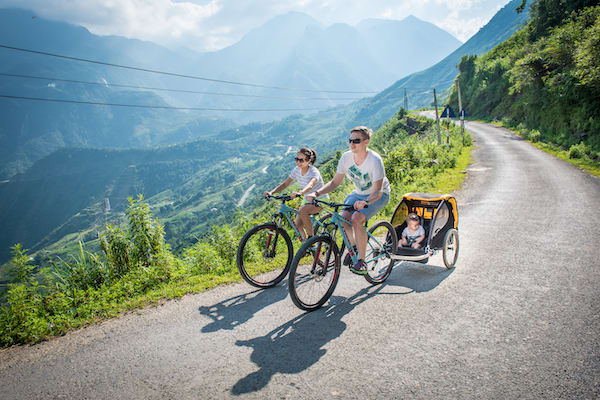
left=447, top=1, right=600, bottom=152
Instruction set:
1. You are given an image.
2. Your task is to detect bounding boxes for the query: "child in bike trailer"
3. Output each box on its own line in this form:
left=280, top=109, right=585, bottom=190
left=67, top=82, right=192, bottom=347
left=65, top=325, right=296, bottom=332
left=309, top=126, right=391, bottom=275
left=400, top=212, right=425, bottom=249
left=264, top=147, right=329, bottom=240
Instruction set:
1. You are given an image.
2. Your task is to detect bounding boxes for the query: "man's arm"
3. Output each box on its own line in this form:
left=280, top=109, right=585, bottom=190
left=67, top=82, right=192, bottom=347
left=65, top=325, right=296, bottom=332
left=310, top=173, right=345, bottom=198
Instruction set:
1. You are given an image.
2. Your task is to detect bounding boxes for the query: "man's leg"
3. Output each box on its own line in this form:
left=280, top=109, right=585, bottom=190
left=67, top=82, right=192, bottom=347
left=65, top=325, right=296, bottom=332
left=352, top=211, right=368, bottom=260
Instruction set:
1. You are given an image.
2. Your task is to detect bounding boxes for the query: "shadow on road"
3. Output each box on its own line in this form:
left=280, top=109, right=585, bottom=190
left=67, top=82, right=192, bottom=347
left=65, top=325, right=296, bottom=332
left=231, top=285, right=384, bottom=395
left=384, top=261, right=454, bottom=294
left=198, top=284, right=289, bottom=333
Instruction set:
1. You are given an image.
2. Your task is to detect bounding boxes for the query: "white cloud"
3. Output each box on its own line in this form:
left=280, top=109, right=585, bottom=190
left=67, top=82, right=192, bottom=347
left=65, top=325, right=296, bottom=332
left=1, top=0, right=222, bottom=50
left=434, top=11, right=489, bottom=42
left=0, top=0, right=512, bottom=50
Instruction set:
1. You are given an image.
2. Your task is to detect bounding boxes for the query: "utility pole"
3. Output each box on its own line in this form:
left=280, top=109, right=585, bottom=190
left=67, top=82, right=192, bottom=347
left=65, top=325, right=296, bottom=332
left=457, top=80, right=465, bottom=143
left=433, top=88, right=441, bottom=145
left=403, top=88, right=408, bottom=111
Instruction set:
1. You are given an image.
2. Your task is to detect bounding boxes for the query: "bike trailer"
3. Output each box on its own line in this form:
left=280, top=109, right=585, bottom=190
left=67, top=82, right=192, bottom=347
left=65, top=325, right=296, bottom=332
left=389, top=193, right=459, bottom=268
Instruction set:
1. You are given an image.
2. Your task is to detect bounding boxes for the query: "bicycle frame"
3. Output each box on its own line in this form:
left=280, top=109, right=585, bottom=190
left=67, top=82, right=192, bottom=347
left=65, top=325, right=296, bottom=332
left=269, top=196, right=324, bottom=242
left=316, top=200, right=385, bottom=266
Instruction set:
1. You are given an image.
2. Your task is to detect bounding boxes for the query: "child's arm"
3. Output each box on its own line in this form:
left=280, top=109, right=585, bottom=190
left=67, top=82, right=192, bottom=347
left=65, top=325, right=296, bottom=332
left=265, top=177, right=294, bottom=197
left=412, top=227, right=425, bottom=248
left=399, top=228, right=408, bottom=246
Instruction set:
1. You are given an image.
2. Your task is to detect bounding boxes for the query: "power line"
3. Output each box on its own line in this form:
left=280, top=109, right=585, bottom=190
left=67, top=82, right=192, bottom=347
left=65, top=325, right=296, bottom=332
left=0, top=44, right=379, bottom=94
left=0, top=72, right=366, bottom=101
left=0, top=94, right=324, bottom=112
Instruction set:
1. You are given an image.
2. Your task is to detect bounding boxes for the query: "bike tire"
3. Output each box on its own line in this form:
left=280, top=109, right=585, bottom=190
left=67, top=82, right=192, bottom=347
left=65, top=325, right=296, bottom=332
left=288, top=235, right=341, bottom=311
left=364, top=220, right=398, bottom=285
left=442, top=229, right=459, bottom=269
left=236, top=223, right=293, bottom=288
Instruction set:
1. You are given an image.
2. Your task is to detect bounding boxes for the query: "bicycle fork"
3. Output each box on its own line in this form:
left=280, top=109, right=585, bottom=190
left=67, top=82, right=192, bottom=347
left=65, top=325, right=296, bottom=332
left=310, top=238, right=334, bottom=278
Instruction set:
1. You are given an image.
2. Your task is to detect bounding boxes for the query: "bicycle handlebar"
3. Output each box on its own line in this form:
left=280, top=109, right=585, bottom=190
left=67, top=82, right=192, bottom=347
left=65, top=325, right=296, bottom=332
left=312, top=198, right=368, bottom=210
left=265, top=194, right=293, bottom=202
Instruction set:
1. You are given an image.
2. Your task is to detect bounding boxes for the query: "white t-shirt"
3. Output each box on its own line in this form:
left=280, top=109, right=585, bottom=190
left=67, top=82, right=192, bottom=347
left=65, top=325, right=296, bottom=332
left=336, top=149, right=391, bottom=195
left=289, top=165, right=328, bottom=200
left=402, top=226, right=425, bottom=241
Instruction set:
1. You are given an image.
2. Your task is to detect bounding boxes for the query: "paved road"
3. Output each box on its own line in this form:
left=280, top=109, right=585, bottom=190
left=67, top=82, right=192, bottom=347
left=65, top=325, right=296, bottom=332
left=1, top=121, right=599, bottom=399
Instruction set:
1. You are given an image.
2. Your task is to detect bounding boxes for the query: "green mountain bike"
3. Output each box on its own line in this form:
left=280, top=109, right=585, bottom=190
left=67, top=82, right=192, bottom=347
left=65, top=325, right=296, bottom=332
left=236, top=194, right=331, bottom=288
left=288, top=198, right=397, bottom=311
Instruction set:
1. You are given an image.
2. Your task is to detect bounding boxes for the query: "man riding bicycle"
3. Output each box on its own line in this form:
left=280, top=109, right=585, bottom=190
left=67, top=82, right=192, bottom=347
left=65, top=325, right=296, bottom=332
left=309, top=126, right=391, bottom=274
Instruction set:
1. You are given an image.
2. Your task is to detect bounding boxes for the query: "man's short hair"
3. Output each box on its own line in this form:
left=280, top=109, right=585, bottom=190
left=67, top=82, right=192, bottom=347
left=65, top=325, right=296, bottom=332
left=350, top=126, right=373, bottom=139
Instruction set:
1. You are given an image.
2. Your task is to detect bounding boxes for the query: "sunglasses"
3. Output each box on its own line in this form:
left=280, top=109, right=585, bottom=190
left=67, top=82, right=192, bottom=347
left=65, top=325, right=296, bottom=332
left=349, top=138, right=363, bottom=144
left=294, top=157, right=308, bottom=162
left=408, top=216, right=419, bottom=221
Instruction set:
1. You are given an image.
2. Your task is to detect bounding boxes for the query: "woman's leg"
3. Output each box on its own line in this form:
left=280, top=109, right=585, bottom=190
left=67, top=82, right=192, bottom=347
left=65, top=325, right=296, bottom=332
left=296, top=204, right=322, bottom=239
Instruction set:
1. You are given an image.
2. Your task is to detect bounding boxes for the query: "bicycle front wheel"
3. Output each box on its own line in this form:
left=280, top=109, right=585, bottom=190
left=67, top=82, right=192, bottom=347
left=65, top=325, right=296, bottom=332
left=236, top=223, right=293, bottom=288
left=364, top=221, right=398, bottom=285
left=288, top=235, right=341, bottom=311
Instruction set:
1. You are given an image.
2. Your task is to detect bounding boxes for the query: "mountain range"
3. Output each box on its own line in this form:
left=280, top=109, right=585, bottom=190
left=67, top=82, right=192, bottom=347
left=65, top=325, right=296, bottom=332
left=0, top=8, right=461, bottom=178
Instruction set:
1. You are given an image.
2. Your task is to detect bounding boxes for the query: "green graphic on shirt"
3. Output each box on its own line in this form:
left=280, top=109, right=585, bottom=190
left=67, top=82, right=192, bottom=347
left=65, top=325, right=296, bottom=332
left=348, top=165, right=372, bottom=191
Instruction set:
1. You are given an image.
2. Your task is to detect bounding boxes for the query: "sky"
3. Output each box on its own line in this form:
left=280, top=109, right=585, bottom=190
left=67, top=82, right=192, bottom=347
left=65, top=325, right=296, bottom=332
left=0, top=0, right=514, bottom=52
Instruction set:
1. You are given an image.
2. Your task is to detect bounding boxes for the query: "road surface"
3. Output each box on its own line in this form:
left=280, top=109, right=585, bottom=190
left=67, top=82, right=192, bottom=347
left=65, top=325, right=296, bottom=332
left=1, top=121, right=599, bottom=399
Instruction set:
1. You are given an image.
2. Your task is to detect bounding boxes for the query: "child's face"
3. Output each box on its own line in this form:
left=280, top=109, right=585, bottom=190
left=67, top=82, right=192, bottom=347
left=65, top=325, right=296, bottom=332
left=407, top=219, right=419, bottom=229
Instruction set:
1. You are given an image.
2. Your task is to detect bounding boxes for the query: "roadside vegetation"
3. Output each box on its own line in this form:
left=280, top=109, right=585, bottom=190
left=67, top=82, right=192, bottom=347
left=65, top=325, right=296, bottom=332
left=447, top=0, right=599, bottom=174
left=0, top=110, right=471, bottom=347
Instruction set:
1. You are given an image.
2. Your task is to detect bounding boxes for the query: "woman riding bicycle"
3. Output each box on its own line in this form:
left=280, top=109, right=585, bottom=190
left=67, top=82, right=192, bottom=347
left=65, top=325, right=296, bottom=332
left=264, top=147, right=328, bottom=240
left=309, top=126, right=391, bottom=275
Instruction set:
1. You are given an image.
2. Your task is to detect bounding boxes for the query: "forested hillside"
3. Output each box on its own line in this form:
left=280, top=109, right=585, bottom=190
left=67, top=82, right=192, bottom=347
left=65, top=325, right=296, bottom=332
left=448, top=0, right=600, bottom=154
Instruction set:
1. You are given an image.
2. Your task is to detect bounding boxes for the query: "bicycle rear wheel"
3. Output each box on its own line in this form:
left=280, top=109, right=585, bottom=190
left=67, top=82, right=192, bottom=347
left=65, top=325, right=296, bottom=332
left=288, top=235, right=341, bottom=311
left=236, top=223, right=293, bottom=288
left=364, top=221, right=398, bottom=285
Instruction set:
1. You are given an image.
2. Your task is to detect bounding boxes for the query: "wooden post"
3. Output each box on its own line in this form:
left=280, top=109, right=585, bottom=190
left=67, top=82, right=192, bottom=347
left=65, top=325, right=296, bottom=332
left=403, top=88, right=408, bottom=111
left=433, top=88, right=441, bottom=145
left=457, top=80, right=465, bottom=142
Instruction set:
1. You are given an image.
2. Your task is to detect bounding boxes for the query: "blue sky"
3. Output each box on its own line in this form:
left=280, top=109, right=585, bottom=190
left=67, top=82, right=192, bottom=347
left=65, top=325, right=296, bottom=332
left=0, top=0, right=515, bottom=51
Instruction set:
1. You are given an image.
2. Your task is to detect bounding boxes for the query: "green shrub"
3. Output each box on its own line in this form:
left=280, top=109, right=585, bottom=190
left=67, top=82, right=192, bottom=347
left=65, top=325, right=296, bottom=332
left=8, top=244, right=36, bottom=285
left=126, top=195, right=165, bottom=267
left=206, top=225, right=237, bottom=266
left=53, top=242, right=108, bottom=292
left=100, top=225, right=130, bottom=280
left=529, top=130, right=541, bottom=143
left=183, top=242, right=224, bottom=274
left=568, top=142, right=588, bottom=159
left=0, top=283, right=47, bottom=346
left=100, top=195, right=169, bottom=280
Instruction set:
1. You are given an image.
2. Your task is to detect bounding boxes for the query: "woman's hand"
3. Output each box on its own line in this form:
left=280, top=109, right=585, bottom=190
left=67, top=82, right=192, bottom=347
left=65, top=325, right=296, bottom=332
left=263, top=191, right=272, bottom=198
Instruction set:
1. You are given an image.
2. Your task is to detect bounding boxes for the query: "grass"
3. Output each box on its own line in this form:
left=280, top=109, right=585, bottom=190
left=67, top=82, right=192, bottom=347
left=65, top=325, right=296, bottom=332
left=531, top=142, right=600, bottom=178
left=421, top=141, right=473, bottom=195
left=485, top=120, right=600, bottom=178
